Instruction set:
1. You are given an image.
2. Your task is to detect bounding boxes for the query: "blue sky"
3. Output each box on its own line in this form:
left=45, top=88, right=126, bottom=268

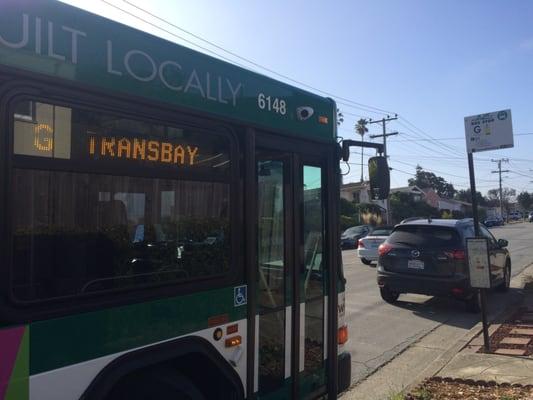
left=60, top=0, right=533, bottom=195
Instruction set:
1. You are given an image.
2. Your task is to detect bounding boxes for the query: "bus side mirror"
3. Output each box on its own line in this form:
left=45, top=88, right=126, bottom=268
left=497, top=238, right=508, bottom=248
left=341, top=142, right=350, bottom=162
left=368, top=156, right=390, bottom=200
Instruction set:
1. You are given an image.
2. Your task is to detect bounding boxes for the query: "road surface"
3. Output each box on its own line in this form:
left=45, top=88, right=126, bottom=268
left=342, top=221, right=533, bottom=384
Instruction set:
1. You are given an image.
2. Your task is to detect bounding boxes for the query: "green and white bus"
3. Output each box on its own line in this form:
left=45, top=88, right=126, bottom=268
left=0, top=1, right=350, bottom=399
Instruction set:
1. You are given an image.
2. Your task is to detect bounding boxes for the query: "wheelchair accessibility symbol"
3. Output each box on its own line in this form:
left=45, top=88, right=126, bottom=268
left=234, top=285, right=247, bottom=307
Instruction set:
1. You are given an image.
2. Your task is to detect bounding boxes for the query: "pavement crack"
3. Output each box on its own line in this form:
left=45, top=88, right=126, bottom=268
left=464, top=358, right=517, bottom=379
left=358, top=324, right=442, bottom=371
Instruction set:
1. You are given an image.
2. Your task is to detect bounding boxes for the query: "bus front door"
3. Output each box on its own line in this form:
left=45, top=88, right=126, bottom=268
left=255, top=151, right=328, bottom=400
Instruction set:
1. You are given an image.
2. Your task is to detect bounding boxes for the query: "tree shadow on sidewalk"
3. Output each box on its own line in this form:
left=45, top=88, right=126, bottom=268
left=391, top=287, right=524, bottom=329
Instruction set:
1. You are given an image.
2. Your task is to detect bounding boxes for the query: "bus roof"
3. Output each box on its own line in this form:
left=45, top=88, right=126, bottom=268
left=0, top=0, right=336, bottom=142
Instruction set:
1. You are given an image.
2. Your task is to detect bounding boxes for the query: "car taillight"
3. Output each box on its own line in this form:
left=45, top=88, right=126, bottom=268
left=378, top=243, right=393, bottom=256
left=358, top=239, right=365, bottom=249
left=444, top=249, right=465, bottom=260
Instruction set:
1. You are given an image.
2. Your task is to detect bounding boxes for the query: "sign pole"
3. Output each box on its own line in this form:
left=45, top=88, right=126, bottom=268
left=467, top=153, right=480, bottom=237
left=467, top=152, right=490, bottom=352
left=465, top=108, right=514, bottom=353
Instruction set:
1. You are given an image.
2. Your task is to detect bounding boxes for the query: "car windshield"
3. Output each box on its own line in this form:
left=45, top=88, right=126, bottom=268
left=343, top=226, right=365, bottom=236
left=388, top=225, right=460, bottom=248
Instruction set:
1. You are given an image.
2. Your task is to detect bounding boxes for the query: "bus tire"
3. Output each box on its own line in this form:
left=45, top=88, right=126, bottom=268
left=107, top=366, right=206, bottom=400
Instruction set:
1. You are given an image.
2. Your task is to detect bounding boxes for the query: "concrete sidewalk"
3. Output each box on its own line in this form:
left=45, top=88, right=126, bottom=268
left=437, top=352, right=533, bottom=385
left=341, top=263, right=533, bottom=400
left=434, top=273, right=533, bottom=386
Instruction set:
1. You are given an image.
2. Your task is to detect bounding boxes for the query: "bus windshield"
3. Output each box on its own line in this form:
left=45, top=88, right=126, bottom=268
left=11, top=100, right=233, bottom=302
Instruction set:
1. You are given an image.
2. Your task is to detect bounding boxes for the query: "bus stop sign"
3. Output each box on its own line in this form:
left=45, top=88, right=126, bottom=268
left=464, top=109, right=513, bottom=153
left=466, top=238, right=491, bottom=289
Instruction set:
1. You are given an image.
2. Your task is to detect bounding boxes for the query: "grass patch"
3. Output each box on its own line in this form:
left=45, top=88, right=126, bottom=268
left=385, top=391, right=405, bottom=400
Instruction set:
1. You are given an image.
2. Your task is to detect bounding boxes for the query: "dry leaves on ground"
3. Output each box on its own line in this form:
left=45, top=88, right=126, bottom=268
left=405, top=378, right=533, bottom=400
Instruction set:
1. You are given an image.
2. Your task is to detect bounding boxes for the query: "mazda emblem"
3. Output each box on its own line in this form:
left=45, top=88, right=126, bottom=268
left=411, top=250, right=420, bottom=258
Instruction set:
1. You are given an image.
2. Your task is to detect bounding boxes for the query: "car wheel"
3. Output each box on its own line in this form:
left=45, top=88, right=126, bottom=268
left=361, top=258, right=372, bottom=266
left=380, top=286, right=400, bottom=304
left=465, top=292, right=481, bottom=313
left=497, top=262, right=511, bottom=292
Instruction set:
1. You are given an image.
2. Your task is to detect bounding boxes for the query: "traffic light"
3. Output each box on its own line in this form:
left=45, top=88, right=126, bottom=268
left=368, top=156, right=390, bottom=200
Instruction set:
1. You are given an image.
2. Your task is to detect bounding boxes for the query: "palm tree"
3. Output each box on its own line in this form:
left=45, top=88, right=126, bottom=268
left=337, top=108, right=344, bottom=126
left=355, top=119, right=368, bottom=182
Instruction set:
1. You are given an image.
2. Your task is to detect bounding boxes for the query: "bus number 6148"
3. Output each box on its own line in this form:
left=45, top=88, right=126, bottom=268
left=257, top=93, right=286, bottom=115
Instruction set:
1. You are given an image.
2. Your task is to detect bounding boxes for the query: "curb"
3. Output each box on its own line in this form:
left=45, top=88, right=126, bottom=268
left=427, top=376, right=533, bottom=388
left=402, top=261, right=533, bottom=394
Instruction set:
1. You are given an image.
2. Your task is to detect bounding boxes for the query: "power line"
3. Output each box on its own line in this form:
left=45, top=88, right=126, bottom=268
left=491, top=158, right=509, bottom=219
left=389, top=154, right=494, bottom=162
left=99, top=0, right=251, bottom=68
left=99, top=0, right=533, bottom=180
left=343, top=119, right=459, bottom=161
left=114, top=0, right=396, bottom=116
left=392, top=159, right=495, bottom=182
left=391, top=134, right=470, bottom=161
left=395, top=126, right=464, bottom=158
left=376, top=132, right=533, bottom=143
left=397, top=118, right=461, bottom=154
left=341, top=110, right=373, bottom=119
left=509, top=170, right=531, bottom=179
left=390, top=167, right=414, bottom=176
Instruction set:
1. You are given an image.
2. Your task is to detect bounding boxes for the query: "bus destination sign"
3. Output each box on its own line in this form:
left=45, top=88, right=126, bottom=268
left=88, top=135, right=199, bottom=166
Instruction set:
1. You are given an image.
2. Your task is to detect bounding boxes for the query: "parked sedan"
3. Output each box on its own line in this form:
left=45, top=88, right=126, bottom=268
left=509, top=211, right=522, bottom=221
left=341, top=225, right=372, bottom=249
left=357, top=226, right=394, bottom=265
left=484, top=218, right=503, bottom=227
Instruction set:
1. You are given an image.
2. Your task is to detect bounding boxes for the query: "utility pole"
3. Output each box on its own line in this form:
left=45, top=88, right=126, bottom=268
left=491, top=158, right=509, bottom=220
left=355, top=119, right=369, bottom=183
left=369, top=115, right=398, bottom=224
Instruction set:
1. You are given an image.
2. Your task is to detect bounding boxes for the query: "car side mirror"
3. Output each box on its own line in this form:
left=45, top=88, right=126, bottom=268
left=498, top=239, right=508, bottom=248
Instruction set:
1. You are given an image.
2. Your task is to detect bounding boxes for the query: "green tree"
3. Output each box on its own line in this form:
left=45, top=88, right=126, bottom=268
left=487, top=187, right=516, bottom=214
left=340, top=198, right=358, bottom=216
left=339, top=198, right=385, bottom=229
left=339, top=198, right=359, bottom=230
left=517, top=191, right=533, bottom=211
left=408, top=165, right=456, bottom=198
left=455, top=189, right=487, bottom=206
left=389, top=192, right=440, bottom=223
left=356, top=202, right=384, bottom=225
left=337, top=108, right=344, bottom=126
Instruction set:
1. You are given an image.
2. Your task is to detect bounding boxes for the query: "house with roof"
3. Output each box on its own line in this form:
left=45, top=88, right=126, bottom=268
left=438, top=198, right=472, bottom=214
left=341, top=182, right=473, bottom=218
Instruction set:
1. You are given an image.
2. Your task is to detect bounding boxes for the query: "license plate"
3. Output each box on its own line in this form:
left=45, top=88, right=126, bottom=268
left=407, top=259, right=424, bottom=270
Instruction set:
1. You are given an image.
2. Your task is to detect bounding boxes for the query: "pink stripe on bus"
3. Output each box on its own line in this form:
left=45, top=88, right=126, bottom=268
left=0, top=326, right=25, bottom=400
